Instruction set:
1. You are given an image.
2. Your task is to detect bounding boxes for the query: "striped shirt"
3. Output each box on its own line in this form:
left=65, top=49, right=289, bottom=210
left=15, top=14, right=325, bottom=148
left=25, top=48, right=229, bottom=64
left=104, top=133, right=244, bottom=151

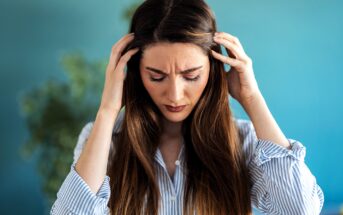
left=50, top=110, right=324, bottom=214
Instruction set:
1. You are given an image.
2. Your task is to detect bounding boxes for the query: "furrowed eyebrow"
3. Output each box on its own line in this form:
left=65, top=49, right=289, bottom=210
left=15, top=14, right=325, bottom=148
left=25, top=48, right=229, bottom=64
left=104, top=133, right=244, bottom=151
left=145, top=66, right=203, bottom=75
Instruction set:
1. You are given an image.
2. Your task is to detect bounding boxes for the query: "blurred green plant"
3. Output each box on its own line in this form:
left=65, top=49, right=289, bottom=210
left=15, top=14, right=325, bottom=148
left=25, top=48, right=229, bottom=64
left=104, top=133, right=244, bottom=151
left=18, top=1, right=142, bottom=209
left=19, top=52, right=107, bottom=206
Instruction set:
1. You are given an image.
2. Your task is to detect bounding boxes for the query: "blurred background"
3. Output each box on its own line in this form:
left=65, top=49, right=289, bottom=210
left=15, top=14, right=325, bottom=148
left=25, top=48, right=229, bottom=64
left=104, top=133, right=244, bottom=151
left=1, top=0, right=342, bottom=214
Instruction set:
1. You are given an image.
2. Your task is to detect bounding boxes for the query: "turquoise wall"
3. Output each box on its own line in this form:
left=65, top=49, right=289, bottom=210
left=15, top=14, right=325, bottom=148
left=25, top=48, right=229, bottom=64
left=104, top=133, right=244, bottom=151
left=1, top=0, right=342, bottom=214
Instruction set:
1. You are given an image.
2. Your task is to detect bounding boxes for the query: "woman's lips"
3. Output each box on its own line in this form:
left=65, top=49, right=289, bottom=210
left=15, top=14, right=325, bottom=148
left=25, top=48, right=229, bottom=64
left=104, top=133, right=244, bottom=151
left=165, top=105, right=187, bottom=112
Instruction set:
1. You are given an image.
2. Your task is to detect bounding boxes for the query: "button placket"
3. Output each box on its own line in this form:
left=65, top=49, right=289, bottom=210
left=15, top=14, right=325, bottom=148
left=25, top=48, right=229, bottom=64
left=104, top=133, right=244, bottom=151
left=154, top=139, right=186, bottom=205
left=170, top=195, right=176, bottom=201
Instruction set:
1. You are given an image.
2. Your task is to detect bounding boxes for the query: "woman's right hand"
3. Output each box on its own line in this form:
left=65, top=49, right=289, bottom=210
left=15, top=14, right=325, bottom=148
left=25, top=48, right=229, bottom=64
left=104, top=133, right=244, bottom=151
left=99, top=33, right=139, bottom=113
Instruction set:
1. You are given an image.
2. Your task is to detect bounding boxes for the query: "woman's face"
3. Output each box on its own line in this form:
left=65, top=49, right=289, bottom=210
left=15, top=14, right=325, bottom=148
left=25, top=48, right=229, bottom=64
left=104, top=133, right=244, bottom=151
left=140, top=42, right=210, bottom=123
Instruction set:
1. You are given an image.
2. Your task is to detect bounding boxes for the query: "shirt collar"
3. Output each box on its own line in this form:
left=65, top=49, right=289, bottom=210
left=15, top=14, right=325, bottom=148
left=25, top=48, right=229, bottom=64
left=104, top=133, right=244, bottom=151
left=154, top=137, right=185, bottom=169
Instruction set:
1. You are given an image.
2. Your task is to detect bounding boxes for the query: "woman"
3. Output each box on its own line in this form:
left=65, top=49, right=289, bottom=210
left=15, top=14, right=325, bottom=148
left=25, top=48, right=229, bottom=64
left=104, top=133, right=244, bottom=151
left=51, top=0, right=324, bottom=214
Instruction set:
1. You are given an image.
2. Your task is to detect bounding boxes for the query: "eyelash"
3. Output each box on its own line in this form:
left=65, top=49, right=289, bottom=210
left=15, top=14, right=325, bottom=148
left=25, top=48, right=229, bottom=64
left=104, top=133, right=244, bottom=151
left=150, top=76, right=200, bottom=82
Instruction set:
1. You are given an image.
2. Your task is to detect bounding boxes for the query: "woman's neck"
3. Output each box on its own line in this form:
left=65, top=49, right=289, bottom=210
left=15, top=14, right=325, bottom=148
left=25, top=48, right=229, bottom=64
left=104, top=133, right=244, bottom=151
left=159, top=118, right=184, bottom=158
left=161, top=117, right=183, bottom=139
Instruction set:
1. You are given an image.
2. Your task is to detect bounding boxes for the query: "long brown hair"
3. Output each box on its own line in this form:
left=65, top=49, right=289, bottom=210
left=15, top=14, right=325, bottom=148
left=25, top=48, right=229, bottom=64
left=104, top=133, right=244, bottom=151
left=107, top=0, right=252, bottom=214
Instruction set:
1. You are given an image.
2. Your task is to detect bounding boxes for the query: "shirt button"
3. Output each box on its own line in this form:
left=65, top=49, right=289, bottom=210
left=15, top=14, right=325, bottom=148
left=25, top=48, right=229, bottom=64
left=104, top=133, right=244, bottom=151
left=175, top=160, right=180, bottom=165
left=170, top=195, right=176, bottom=201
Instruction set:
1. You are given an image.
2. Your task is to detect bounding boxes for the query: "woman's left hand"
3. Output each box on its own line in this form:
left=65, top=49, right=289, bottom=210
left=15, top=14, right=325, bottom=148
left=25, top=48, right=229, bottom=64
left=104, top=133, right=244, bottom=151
left=210, top=32, right=260, bottom=106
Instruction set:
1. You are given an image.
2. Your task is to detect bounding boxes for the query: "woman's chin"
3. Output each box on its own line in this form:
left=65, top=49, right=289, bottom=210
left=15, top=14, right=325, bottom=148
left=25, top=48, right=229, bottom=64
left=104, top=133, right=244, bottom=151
left=161, top=111, right=189, bottom=123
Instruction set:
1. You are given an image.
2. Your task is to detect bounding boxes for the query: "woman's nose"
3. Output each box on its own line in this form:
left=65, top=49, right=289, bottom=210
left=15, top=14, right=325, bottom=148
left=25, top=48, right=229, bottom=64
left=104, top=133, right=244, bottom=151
left=167, top=79, right=184, bottom=104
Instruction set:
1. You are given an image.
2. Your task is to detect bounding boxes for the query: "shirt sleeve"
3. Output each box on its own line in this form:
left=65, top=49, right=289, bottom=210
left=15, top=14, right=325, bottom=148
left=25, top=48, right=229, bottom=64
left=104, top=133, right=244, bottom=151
left=50, top=122, right=111, bottom=215
left=235, top=118, right=325, bottom=215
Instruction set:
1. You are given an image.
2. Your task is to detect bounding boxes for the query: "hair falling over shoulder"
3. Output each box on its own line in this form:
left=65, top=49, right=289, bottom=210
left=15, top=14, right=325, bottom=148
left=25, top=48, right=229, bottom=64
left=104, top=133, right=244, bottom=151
left=107, top=0, right=253, bottom=214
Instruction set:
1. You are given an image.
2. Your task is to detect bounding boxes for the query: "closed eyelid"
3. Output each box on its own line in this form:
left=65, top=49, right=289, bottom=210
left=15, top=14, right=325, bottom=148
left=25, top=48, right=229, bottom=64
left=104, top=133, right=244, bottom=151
left=149, top=74, right=199, bottom=80
left=149, top=75, right=200, bottom=82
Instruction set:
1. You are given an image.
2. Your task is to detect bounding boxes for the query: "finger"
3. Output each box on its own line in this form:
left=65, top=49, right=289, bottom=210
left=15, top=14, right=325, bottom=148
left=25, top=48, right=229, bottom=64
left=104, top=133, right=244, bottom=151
left=109, top=34, right=135, bottom=69
left=211, top=50, right=243, bottom=69
left=111, top=33, right=135, bottom=64
left=111, top=33, right=134, bottom=56
left=215, top=32, right=244, bottom=50
left=114, top=48, right=140, bottom=76
left=213, top=37, right=246, bottom=61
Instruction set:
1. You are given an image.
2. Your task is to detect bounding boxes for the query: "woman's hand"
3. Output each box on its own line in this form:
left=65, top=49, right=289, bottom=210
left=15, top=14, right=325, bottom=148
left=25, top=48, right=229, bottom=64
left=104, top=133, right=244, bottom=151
left=100, top=33, right=139, bottom=113
left=210, top=32, right=260, bottom=106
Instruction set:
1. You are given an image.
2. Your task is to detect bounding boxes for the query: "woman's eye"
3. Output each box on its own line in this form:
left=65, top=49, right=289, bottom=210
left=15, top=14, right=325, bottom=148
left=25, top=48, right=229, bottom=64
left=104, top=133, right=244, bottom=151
left=184, top=75, right=200, bottom=81
left=149, top=75, right=200, bottom=82
left=150, top=77, right=165, bottom=82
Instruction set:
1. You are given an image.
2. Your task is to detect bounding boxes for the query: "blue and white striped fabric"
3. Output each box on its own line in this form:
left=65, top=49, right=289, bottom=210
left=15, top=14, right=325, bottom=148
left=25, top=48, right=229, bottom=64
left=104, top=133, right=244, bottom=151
left=50, top=111, right=324, bottom=215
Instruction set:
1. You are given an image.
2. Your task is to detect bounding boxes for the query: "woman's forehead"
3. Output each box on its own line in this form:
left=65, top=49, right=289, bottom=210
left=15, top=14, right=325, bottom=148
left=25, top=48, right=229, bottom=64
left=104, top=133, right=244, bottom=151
left=143, top=42, right=206, bottom=56
left=141, top=42, right=209, bottom=66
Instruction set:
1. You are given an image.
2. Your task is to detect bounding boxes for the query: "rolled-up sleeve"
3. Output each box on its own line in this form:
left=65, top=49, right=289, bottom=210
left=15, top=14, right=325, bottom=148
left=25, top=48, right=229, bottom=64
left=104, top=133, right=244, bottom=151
left=236, top=119, right=324, bottom=215
left=50, top=122, right=111, bottom=215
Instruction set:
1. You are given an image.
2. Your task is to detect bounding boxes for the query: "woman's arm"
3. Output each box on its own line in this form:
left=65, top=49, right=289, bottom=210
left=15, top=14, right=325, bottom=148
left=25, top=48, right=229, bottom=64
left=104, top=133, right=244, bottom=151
left=50, top=109, right=125, bottom=214
left=51, top=33, right=138, bottom=214
left=213, top=31, right=324, bottom=214
left=75, top=33, right=139, bottom=194
left=51, top=120, right=113, bottom=215
left=75, top=108, right=118, bottom=194
left=241, top=91, right=291, bottom=149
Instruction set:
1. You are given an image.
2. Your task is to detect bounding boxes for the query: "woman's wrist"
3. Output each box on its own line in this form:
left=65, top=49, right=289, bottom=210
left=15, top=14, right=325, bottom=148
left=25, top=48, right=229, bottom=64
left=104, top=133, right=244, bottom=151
left=240, top=91, right=291, bottom=149
left=240, top=90, right=264, bottom=111
left=97, top=106, right=120, bottom=125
